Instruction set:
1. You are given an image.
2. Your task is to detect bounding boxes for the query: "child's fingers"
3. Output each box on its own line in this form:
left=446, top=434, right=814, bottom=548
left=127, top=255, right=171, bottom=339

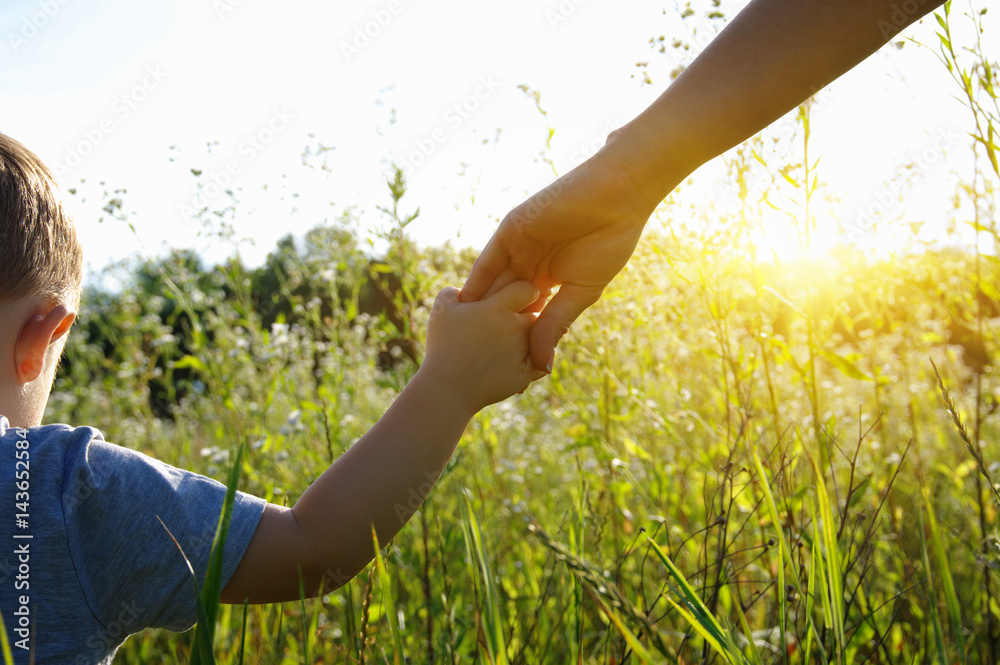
left=491, top=280, right=541, bottom=313
left=521, top=286, right=552, bottom=314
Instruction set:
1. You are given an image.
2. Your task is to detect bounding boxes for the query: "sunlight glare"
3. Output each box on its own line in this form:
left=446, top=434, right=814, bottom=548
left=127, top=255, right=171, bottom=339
left=749, top=209, right=842, bottom=265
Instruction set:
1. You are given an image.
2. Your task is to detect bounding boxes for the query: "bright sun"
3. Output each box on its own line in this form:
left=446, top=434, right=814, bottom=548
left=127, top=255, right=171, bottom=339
left=748, top=209, right=842, bottom=265
left=748, top=207, right=921, bottom=265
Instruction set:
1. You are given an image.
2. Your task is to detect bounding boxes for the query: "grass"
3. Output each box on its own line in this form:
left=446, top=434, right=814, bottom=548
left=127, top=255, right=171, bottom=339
left=46, top=218, right=1000, bottom=663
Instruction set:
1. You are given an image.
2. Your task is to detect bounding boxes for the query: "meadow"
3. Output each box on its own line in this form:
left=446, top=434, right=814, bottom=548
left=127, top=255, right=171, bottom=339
left=29, top=2, right=1000, bottom=663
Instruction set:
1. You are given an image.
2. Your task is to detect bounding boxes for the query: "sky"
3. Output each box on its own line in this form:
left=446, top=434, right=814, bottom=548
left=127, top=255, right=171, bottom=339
left=0, top=0, right=987, bottom=279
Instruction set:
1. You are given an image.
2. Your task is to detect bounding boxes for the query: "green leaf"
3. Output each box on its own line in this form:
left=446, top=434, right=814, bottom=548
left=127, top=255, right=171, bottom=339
left=781, top=170, right=801, bottom=188
left=174, top=355, right=208, bottom=372
left=372, top=526, right=405, bottom=665
left=820, top=349, right=873, bottom=381
left=761, top=285, right=806, bottom=318
left=0, top=609, right=13, bottom=665
left=623, top=437, right=653, bottom=462
left=581, top=583, right=661, bottom=664
left=643, top=534, right=741, bottom=661
left=847, top=476, right=872, bottom=510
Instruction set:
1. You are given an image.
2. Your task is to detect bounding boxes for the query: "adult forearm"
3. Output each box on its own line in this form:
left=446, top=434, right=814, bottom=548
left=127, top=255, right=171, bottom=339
left=604, top=0, right=945, bottom=211
left=290, top=368, right=473, bottom=591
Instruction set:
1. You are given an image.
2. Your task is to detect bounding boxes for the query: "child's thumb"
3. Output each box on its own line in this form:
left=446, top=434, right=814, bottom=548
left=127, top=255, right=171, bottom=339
left=492, top=280, right=540, bottom=313
left=432, top=286, right=461, bottom=314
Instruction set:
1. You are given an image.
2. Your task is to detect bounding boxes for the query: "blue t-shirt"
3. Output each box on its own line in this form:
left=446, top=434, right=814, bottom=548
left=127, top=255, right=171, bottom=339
left=0, top=417, right=267, bottom=664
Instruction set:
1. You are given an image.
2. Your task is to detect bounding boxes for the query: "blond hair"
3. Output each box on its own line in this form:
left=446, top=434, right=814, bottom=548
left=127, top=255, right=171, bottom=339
left=0, top=133, right=83, bottom=307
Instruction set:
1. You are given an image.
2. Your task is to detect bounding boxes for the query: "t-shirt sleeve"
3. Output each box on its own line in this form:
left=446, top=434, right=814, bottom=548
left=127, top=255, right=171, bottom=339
left=61, top=433, right=267, bottom=633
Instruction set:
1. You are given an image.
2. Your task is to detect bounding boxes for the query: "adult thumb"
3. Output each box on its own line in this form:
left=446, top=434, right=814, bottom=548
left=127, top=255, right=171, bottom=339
left=529, top=283, right=603, bottom=371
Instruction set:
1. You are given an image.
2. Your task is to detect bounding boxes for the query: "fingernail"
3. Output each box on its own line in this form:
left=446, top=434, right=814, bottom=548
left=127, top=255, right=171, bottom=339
left=545, top=350, right=554, bottom=374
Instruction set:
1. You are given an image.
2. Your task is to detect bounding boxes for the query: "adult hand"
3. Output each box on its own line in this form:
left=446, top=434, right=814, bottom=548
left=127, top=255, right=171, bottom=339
left=460, top=145, right=654, bottom=372
left=462, top=0, right=946, bottom=372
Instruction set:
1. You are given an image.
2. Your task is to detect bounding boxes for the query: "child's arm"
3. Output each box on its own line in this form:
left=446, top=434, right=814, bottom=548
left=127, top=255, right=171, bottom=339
left=220, top=281, right=545, bottom=603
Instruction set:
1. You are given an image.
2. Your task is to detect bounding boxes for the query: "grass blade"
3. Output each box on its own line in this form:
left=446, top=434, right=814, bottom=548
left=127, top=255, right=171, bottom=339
left=643, top=533, right=747, bottom=664
left=462, top=490, right=509, bottom=665
left=372, top=525, right=405, bottom=665
left=805, top=451, right=845, bottom=662
left=921, top=483, right=967, bottom=664
left=581, top=581, right=661, bottom=664
left=750, top=447, right=828, bottom=665
left=202, top=441, right=245, bottom=619
left=237, top=601, right=248, bottom=665
left=0, top=611, right=13, bottom=665
left=157, top=515, right=215, bottom=665
left=918, top=507, right=948, bottom=665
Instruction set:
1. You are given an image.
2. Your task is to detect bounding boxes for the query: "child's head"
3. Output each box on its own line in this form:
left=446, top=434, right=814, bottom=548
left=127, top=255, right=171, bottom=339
left=0, top=133, right=84, bottom=426
left=0, top=132, right=83, bottom=308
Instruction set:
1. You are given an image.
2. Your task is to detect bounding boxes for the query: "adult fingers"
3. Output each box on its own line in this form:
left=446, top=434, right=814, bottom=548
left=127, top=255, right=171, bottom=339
left=479, top=263, right=520, bottom=301
left=460, top=236, right=509, bottom=303
left=491, top=280, right=541, bottom=313
left=529, top=283, right=604, bottom=371
left=462, top=208, right=548, bottom=302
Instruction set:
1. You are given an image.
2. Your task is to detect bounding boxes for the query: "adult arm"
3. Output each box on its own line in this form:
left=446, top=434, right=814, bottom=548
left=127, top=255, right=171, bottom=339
left=462, top=0, right=945, bottom=370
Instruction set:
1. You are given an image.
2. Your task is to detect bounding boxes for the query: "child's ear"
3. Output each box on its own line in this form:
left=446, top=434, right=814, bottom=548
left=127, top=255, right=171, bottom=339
left=14, top=304, right=75, bottom=384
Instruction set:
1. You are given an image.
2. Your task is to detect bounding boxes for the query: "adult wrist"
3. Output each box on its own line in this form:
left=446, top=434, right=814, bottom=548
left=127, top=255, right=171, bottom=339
left=595, top=121, right=691, bottom=219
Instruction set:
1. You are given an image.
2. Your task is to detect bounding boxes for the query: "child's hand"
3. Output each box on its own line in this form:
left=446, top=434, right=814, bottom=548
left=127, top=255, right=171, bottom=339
left=420, top=281, right=546, bottom=416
